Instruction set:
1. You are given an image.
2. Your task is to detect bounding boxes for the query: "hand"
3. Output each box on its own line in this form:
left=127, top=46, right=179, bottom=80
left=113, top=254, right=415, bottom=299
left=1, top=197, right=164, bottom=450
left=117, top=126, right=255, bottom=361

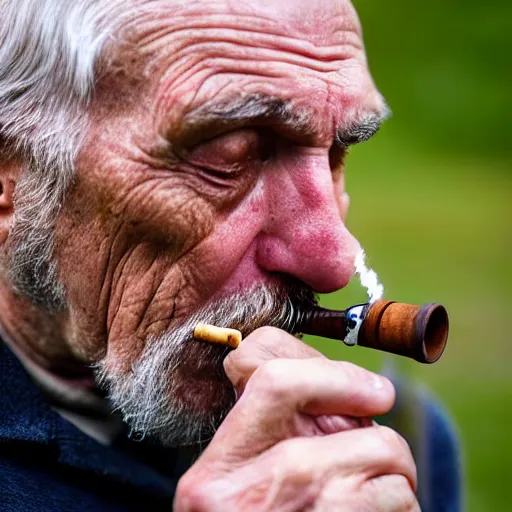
left=174, top=327, right=419, bottom=511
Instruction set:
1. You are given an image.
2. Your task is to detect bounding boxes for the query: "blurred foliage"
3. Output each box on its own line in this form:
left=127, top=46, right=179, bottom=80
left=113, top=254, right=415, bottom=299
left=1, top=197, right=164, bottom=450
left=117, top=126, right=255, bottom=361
left=305, top=2, right=511, bottom=511
left=357, top=0, right=512, bottom=163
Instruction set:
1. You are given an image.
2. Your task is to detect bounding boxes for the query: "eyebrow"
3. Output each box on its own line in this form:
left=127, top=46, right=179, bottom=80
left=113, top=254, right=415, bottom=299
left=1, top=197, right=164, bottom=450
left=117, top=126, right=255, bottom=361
left=181, top=93, right=391, bottom=146
left=334, top=110, right=391, bottom=148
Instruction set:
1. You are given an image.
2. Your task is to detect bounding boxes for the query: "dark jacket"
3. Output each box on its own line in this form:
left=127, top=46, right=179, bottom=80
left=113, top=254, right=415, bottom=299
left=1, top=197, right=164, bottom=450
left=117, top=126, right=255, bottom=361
left=0, top=341, right=461, bottom=511
left=0, top=341, right=196, bottom=511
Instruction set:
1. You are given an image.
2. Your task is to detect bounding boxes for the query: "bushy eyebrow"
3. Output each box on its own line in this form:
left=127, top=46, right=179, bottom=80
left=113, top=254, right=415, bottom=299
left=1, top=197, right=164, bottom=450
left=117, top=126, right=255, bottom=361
left=335, top=110, right=391, bottom=148
left=182, top=94, right=312, bottom=137
left=181, top=93, right=391, bottom=146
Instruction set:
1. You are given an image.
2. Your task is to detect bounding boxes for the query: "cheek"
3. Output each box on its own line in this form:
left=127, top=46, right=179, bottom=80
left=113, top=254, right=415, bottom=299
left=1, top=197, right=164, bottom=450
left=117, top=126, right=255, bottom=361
left=179, top=181, right=267, bottom=299
left=53, top=171, right=218, bottom=362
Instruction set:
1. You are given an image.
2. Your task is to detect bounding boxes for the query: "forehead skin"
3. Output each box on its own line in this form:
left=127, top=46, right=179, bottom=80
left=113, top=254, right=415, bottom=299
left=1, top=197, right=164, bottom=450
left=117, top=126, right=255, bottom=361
left=101, top=0, right=384, bottom=142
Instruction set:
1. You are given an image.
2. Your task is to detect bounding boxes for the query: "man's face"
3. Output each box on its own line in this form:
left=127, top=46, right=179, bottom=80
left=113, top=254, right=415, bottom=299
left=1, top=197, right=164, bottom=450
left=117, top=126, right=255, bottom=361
left=50, top=0, right=386, bottom=444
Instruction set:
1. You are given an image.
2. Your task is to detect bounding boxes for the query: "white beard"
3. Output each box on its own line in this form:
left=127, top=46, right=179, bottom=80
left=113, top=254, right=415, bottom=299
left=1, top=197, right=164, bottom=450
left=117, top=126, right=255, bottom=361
left=95, top=282, right=315, bottom=447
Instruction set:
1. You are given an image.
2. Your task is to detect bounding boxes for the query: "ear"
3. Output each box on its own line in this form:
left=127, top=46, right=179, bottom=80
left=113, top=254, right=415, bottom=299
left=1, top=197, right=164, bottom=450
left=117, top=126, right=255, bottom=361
left=0, top=160, right=19, bottom=246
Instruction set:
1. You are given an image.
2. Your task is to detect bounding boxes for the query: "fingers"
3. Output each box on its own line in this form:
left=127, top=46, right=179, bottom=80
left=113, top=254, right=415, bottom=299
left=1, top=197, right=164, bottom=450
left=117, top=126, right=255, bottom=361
left=305, top=426, right=417, bottom=490
left=179, top=329, right=414, bottom=512
left=266, top=427, right=417, bottom=502
left=223, top=326, right=323, bottom=393
left=238, top=356, right=394, bottom=417
left=318, top=474, right=420, bottom=512
left=178, top=426, right=418, bottom=512
left=364, top=475, right=421, bottom=512
left=208, top=356, right=394, bottom=461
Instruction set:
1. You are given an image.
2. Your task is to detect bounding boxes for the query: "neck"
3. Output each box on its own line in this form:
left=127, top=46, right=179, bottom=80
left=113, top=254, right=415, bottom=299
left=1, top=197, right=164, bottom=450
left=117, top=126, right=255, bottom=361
left=0, top=278, right=96, bottom=388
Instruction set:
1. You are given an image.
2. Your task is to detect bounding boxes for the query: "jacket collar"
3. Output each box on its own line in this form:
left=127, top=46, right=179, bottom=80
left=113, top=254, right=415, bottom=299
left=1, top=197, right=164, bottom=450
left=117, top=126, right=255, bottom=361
left=0, top=340, right=195, bottom=496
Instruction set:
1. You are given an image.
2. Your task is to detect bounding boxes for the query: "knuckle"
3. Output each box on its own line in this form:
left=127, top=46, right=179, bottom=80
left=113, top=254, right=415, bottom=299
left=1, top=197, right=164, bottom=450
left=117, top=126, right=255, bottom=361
left=249, top=325, right=284, bottom=342
left=245, top=326, right=297, bottom=355
left=227, top=327, right=308, bottom=396
left=175, top=473, right=211, bottom=512
left=373, top=427, right=417, bottom=490
left=223, top=346, right=247, bottom=379
left=368, top=475, right=418, bottom=512
left=375, top=426, right=409, bottom=456
left=245, top=326, right=323, bottom=361
left=362, top=427, right=405, bottom=466
left=278, top=437, right=306, bottom=462
left=391, top=475, right=419, bottom=511
left=273, top=438, right=312, bottom=475
left=222, top=351, right=237, bottom=378
left=390, top=475, right=417, bottom=511
left=246, top=359, right=293, bottom=404
left=222, top=353, right=248, bottom=393
left=249, top=358, right=291, bottom=398
left=402, top=493, right=420, bottom=511
left=227, top=327, right=280, bottom=366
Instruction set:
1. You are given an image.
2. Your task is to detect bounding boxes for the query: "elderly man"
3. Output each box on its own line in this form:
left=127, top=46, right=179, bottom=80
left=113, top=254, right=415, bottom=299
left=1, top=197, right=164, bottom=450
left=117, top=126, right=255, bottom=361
left=0, top=0, right=460, bottom=510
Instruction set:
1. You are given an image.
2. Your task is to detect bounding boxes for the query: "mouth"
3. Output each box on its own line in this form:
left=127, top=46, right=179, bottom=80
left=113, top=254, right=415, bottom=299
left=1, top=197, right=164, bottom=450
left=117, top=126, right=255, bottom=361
left=94, top=279, right=318, bottom=447
left=153, top=278, right=316, bottom=368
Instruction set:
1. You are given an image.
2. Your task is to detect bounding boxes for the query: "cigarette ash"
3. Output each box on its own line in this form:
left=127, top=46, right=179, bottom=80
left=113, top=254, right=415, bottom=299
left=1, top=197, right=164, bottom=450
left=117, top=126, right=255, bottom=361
left=354, top=248, right=384, bottom=304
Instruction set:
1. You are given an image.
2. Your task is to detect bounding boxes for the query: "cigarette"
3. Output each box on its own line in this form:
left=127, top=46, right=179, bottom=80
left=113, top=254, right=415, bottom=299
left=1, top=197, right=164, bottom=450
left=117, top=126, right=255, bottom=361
left=193, top=323, right=243, bottom=349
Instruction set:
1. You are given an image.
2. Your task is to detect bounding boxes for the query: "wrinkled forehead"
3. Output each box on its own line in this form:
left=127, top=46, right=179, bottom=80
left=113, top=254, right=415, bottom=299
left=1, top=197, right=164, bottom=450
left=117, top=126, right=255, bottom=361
left=99, top=0, right=385, bottom=140
left=190, top=0, right=363, bottom=43
left=128, top=0, right=362, bottom=40
left=115, top=0, right=364, bottom=71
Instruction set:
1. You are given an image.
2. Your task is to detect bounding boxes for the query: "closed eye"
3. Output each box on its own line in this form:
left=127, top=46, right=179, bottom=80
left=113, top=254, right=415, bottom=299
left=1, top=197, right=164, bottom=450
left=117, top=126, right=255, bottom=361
left=179, top=128, right=275, bottom=174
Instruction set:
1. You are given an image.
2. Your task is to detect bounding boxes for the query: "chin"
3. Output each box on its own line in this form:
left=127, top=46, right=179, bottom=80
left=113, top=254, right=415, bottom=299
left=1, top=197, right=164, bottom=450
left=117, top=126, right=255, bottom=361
left=95, top=331, right=236, bottom=448
left=95, top=280, right=315, bottom=447
left=154, top=340, right=237, bottom=447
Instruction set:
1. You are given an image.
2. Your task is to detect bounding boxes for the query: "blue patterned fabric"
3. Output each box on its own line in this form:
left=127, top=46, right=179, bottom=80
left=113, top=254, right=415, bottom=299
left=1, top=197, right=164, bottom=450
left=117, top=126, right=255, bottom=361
left=382, top=376, right=462, bottom=512
left=0, top=341, right=461, bottom=511
left=421, top=390, right=462, bottom=511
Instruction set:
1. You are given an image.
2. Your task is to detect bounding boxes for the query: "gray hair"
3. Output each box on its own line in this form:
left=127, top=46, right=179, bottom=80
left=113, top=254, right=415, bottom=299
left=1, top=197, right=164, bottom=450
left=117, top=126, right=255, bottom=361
left=0, top=0, right=129, bottom=311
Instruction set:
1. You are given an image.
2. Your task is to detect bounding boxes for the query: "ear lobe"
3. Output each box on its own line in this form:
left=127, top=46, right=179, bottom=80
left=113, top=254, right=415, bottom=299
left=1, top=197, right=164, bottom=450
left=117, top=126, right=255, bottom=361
left=0, top=162, right=19, bottom=246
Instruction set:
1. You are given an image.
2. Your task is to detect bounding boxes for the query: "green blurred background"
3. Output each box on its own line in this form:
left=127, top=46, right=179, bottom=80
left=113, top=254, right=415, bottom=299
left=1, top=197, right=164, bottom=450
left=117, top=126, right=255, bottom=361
left=305, top=1, right=511, bottom=511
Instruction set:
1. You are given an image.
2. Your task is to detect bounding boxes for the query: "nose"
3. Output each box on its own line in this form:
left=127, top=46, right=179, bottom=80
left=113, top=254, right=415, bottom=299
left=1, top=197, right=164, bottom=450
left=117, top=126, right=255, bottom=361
left=256, top=155, right=359, bottom=293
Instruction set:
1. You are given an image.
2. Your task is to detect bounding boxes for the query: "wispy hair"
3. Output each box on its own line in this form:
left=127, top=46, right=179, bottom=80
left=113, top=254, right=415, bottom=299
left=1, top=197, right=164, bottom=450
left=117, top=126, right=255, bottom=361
left=0, top=0, right=129, bottom=310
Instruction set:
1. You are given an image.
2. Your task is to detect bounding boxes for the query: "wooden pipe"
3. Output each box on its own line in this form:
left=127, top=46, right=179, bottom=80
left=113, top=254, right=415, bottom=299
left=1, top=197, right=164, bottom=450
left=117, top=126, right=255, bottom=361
left=298, top=300, right=449, bottom=364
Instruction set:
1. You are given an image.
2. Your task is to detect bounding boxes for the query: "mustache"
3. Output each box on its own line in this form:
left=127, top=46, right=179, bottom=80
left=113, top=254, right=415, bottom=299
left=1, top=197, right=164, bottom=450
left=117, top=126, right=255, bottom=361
left=186, top=278, right=318, bottom=340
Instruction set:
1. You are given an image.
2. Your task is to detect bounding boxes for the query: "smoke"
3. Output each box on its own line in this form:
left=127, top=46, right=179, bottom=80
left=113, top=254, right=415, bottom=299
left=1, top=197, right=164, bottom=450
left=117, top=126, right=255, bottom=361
left=354, top=248, right=384, bottom=303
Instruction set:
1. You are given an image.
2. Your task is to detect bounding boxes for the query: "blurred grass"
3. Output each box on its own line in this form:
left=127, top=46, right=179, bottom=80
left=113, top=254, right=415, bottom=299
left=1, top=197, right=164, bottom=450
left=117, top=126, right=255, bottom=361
left=304, top=2, right=511, bottom=510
